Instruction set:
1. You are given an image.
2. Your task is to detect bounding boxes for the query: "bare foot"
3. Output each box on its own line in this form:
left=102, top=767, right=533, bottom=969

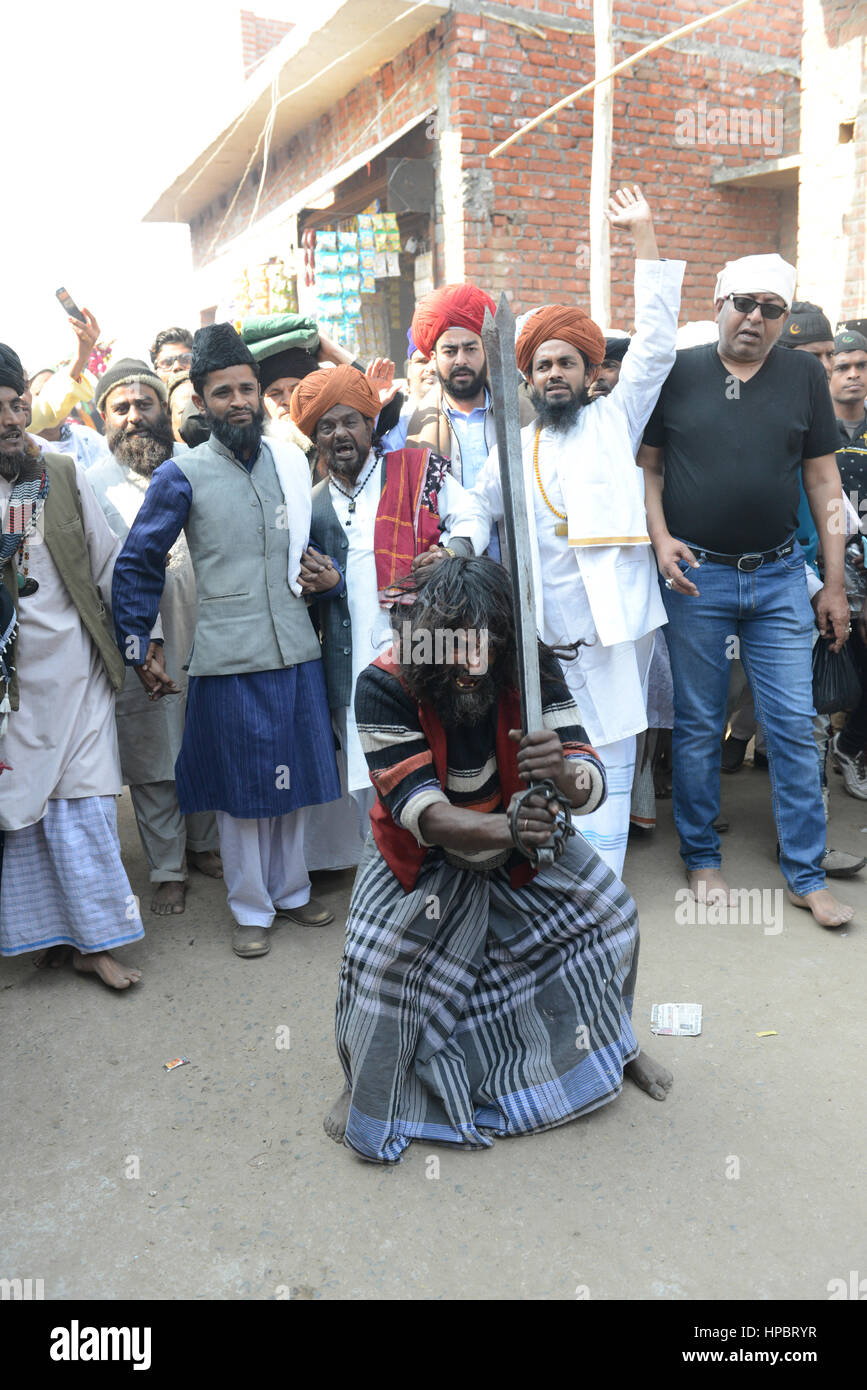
left=151, top=881, right=186, bottom=915
left=33, top=946, right=71, bottom=969
left=72, top=950, right=142, bottom=990
left=786, top=888, right=854, bottom=928
left=323, top=1087, right=351, bottom=1143
left=188, top=849, right=223, bottom=879
left=626, top=1050, right=673, bottom=1102
left=687, top=868, right=731, bottom=905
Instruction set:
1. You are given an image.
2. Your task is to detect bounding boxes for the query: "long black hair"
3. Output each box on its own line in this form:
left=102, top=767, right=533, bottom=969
left=388, top=555, right=585, bottom=700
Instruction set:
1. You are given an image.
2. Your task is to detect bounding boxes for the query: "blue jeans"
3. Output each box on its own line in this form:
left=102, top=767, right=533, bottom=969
left=661, top=542, right=826, bottom=895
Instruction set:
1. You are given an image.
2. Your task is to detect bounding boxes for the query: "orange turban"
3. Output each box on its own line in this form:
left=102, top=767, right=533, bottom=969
left=411, top=283, right=496, bottom=357
left=515, top=305, right=606, bottom=378
left=289, top=364, right=380, bottom=437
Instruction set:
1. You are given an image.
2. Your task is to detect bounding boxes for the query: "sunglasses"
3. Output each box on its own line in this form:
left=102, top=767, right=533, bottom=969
left=158, top=352, right=192, bottom=369
left=725, top=294, right=787, bottom=320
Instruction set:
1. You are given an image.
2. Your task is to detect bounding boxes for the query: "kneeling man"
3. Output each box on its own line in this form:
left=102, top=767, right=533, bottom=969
left=325, top=557, right=671, bottom=1163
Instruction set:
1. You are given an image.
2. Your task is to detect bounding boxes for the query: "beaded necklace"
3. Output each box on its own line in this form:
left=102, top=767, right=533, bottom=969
left=533, top=428, right=568, bottom=537
left=328, top=452, right=380, bottom=526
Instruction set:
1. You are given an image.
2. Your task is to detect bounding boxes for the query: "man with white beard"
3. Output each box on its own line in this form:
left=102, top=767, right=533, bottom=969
left=86, top=359, right=222, bottom=915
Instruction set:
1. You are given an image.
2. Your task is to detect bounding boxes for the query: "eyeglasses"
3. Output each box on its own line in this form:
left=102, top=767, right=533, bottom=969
left=158, top=352, right=192, bottom=369
left=725, top=294, right=787, bottom=320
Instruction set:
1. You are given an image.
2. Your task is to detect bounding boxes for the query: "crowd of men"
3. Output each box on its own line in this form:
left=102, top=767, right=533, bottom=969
left=2, top=183, right=866, bottom=1162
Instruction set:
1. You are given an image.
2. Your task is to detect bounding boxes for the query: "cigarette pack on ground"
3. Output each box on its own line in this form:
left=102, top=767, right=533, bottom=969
left=650, top=1003, right=702, bottom=1036
left=163, top=1057, right=191, bottom=1072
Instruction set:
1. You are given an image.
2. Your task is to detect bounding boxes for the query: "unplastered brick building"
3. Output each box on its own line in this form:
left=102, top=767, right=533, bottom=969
left=144, top=0, right=864, bottom=353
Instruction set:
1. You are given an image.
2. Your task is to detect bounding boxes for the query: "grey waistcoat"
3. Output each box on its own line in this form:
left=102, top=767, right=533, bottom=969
left=174, top=438, right=321, bottom=677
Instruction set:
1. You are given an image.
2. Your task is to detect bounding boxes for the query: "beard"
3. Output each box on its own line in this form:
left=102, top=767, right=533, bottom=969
left=0, top=447, right=29, bottom=480
left=320, top=436, right=369, bottom=481
left=531, top=383, right=591, bottom=433
left=437, top=362, right=487, bottom=402
left=403, top=655, right=505, bottom=729
left=205, top=402, right=265, bottom=458
left=107, top=414, right=176, bottom=476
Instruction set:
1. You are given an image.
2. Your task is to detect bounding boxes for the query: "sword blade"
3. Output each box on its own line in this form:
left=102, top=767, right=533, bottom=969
left=482, top=293, right=544, bottom=734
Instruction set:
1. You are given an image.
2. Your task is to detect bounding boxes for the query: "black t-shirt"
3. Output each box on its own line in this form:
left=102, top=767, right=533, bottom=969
left=643, top=343, right=840, bottom=552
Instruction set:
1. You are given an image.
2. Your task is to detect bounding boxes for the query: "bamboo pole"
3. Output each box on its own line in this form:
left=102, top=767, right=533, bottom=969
left=589, top=0, right=614, bottom=326
left=488, top=0, right=758, bottom=159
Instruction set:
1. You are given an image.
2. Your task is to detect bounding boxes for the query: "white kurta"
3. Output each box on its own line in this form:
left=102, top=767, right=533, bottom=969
left=0, top=463, right=122, bottom=830
left=530, top=440, right=650, bottom=746
left=85, top=455, right=197, bottom=785
left=463, top=257, right=685, bottom=747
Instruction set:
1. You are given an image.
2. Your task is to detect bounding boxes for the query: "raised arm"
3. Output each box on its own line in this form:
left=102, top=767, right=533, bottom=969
left=604, top=186, right=685, bottom=451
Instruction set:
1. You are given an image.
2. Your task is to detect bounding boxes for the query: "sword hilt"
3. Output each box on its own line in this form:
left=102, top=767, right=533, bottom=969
left=508, top=780, right=576, bottom=867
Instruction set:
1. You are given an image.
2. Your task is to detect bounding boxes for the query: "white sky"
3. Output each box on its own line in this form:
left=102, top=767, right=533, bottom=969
left=1, top=0, right=301, bottom=371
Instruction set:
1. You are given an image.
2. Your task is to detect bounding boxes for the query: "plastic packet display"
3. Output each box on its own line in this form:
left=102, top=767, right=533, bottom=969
left=315, top=274, right=342, bottom=296
left=341, top=273, right=361, bottom=293
left=317, top=296, right=344, bottom=318
left=339, top=250, right=360, bottom=271
left=359, top=229, right=376, bottom=250
left=338, top=230, right=358, bottom=249
left=361, top=273, right=377, bottom=294
left=342, top=294, right=362, bottom=316
left=316, top=230, right=338, bottom=251
left=316, top=249, right=341, bottom=273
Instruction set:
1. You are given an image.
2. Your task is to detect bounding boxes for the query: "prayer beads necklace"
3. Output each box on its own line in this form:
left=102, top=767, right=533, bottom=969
left=533, top=428, right=568, bottom=537
left=328, top=455, right=379, bottom=525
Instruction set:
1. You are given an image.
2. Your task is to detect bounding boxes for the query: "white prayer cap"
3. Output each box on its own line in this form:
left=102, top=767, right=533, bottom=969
left=713, top=254, right=797, bottom=310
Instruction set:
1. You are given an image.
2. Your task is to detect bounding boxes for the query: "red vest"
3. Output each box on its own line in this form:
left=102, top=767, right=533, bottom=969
left=368, top=653, right=538, bottom=893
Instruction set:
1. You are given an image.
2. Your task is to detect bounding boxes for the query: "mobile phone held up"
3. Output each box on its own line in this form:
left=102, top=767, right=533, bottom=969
left=55, top=287, right=86, bottom=324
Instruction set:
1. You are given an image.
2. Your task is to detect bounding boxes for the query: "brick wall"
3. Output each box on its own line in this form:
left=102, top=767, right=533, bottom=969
left=447, top=0, right=802, bottom=322
left=240, top=9, right=294, bottom=80
left=192, top=0, right=806, bottom=325
left=191, top=24, right=444, bottom=270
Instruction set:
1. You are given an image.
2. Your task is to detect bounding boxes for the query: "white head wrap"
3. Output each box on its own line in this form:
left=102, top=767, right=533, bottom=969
left=713, top=254, right=797, bottom=310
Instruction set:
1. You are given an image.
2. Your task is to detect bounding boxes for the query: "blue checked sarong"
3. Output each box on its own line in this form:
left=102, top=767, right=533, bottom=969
left=0, top=796, right=144, bottom=955
left=335, top=831, right=640, bottom=1163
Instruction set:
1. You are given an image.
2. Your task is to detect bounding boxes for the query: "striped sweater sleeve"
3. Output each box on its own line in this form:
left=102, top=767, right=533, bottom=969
left=540, top=654, right=607, bottom=815
left=354, top=663, right=448, bottom=829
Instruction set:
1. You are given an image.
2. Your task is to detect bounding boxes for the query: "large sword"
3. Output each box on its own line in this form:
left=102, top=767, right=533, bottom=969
left=482, top=292, right=574, bottom=866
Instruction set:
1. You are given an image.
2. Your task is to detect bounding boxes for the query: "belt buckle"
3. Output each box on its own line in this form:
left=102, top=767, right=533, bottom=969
left=737, top=553, right=763, bottom=572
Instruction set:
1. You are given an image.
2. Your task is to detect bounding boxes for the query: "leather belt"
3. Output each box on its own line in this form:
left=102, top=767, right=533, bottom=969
left=682, top=536, right=796, bottom=572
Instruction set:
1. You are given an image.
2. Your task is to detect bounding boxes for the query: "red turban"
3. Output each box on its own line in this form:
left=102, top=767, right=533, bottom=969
left=411, top=283, right=496, bottom=357
left=515, top=305, right=606, bottom=378
left=290, top=364, right=380, bottom=437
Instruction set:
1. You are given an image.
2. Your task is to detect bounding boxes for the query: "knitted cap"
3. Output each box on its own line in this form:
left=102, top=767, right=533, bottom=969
left=94, top=358, right=167, bottom=412
left=779, top=301, right=833, bottom=349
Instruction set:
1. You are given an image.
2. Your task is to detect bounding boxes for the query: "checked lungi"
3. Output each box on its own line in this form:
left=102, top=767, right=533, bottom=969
left=335, top=831, right=640, bottom=1164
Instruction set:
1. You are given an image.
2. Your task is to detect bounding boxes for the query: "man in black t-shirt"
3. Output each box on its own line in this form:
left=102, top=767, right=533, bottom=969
left=638, top=253, right=853, bottom=929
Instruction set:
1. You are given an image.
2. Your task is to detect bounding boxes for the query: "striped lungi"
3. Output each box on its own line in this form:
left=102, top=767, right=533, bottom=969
left=335, top=832, right=640, bottom=1163
left=0, top=796, right=144, bottom=956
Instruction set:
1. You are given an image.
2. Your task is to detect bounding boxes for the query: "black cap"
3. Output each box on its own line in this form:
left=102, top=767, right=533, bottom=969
left=190, top=323, right=257, bottom=393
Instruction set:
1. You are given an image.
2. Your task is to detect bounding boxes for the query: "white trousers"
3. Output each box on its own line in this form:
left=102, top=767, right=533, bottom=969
left=216, top=810, right=310, bottom=928
left=576, top=735, right=637, bottom=880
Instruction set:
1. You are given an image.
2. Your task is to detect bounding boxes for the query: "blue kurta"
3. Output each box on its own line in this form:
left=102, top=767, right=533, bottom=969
left=111, top=457, right=340, bottom=819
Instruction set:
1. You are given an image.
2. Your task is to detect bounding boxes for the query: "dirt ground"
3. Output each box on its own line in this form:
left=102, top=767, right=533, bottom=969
left=2, top=762, right=864, bottom=1301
